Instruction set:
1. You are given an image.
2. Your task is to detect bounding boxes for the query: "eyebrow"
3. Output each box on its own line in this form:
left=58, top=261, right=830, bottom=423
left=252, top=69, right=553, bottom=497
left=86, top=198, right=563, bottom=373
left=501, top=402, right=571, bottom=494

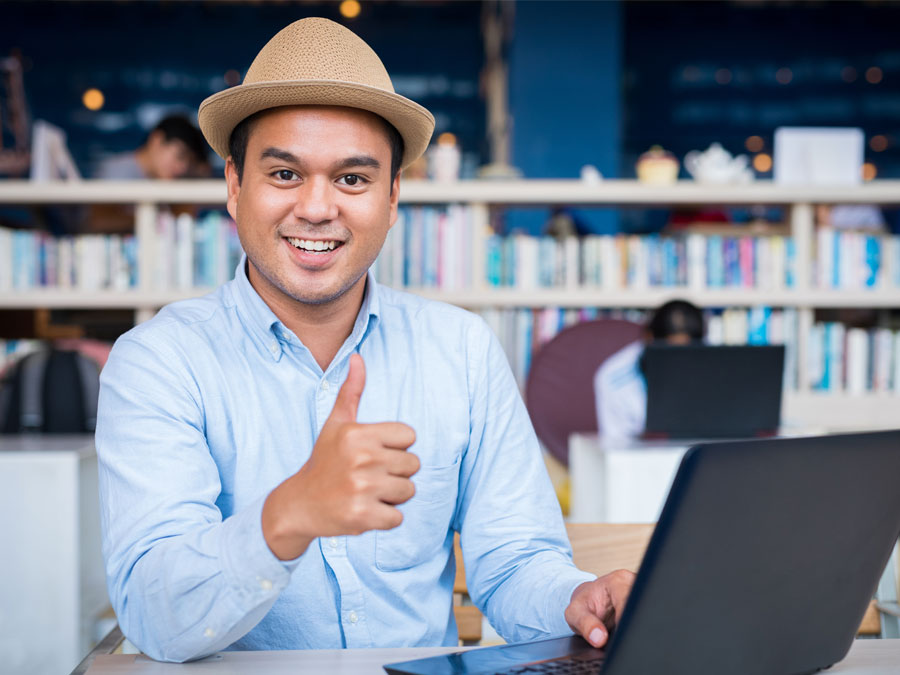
left=335, top=155, right=381, bottom=171
left=258, top=147, right=381, bottom=172
left=259, top=147, right=300, bottom=164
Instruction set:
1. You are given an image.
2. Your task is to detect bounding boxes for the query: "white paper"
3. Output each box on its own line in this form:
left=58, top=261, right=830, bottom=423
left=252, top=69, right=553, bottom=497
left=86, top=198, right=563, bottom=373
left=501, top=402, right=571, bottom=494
left=774, top=127, right=864, bottom=185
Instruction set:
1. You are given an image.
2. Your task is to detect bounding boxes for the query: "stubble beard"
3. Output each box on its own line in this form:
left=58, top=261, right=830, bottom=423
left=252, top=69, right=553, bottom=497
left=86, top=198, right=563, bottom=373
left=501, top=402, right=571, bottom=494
left=247, top=246, right=369, bottom=308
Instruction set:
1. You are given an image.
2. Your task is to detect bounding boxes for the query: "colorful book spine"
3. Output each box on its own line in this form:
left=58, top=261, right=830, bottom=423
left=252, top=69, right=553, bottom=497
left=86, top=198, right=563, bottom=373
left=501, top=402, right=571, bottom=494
left=814, top=228, right=899, bottom=290
left=480, top=305, right=900, bottom=397
left=0, top=226, right=141, bottom=291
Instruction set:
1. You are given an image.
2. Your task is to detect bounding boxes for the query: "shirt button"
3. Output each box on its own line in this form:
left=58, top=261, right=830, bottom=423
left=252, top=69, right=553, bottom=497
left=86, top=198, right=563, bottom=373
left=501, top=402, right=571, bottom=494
left=260, top=578, right=273, bottom=591
left=321, top=379, right=330, bottom=392
left=269, top=340, right=279, bottom=355
left=328, top=537, right=339, bottom=549
left=348, top=610, right=359, bottom=624
left=204, top=627, right=215, bottom=638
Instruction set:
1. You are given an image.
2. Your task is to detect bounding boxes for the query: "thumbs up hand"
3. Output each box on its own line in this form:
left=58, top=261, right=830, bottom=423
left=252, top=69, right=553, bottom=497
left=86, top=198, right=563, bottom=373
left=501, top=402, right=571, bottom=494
left=262, top=354, right=420, bottom=561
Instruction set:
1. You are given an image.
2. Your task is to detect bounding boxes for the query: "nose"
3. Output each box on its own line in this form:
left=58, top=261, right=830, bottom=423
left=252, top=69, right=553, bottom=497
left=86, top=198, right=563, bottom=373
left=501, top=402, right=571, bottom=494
left=293, top=176, right=339, bottom=225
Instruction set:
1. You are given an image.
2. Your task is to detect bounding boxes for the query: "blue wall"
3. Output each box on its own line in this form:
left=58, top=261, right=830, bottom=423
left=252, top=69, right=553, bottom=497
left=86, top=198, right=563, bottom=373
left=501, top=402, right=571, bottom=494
left=507, top=0, right=621, bottom=235
left=1, top=1, right=485, bottom=178
left=623, top=1, right=900, bottom=180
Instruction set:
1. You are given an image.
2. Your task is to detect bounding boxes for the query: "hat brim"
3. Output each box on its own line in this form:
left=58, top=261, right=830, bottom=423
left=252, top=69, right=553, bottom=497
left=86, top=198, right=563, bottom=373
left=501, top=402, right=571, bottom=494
left=198, top=80, right=435, bottom=169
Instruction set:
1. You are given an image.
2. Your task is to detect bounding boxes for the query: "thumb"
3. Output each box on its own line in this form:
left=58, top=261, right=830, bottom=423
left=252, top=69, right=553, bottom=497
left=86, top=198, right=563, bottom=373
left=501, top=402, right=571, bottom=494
left=583, top=620, right=608, bottom=649
left=328, top=353, right=366, bottom=424
left=569, top=602, right=608, bottom=648
left=565, top=581, right=611, bottom=649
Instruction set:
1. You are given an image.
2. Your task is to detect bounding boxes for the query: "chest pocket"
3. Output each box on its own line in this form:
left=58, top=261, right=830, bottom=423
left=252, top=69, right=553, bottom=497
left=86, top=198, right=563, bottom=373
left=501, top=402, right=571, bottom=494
left=375, top=457, right=460, bottom=572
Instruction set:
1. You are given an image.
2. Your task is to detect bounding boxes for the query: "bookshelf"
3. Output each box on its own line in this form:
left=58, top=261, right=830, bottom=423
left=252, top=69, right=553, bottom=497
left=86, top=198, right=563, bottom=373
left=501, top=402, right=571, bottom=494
left=1, top=178, right=899, bottom=430
left=3, top=178, right=899, bottom=204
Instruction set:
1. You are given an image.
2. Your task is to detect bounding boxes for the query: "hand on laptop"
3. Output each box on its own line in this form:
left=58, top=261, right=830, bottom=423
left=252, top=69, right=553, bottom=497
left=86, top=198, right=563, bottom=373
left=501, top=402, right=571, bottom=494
left=262, top=353, right=420, bottom=560
left=565, top=570, right=636, bottom=648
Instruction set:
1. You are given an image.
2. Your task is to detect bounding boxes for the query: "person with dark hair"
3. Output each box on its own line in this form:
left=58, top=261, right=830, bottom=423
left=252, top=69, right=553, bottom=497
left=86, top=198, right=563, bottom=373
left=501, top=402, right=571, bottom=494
left=95, top=114, right=209, bottom=179
left=594, top=300, right=704, bottom=438
left=96, top=18, right=634, bottom=663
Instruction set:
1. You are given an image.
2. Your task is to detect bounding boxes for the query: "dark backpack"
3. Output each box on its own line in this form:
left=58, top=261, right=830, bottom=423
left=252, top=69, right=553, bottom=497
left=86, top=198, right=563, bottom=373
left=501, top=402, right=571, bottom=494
left=0, top=349, right=100, bottom=433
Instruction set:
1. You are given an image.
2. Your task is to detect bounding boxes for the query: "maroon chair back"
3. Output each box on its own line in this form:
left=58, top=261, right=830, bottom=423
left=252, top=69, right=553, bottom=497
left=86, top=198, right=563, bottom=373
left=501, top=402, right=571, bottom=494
left=525, top=319, right=644, bottom=466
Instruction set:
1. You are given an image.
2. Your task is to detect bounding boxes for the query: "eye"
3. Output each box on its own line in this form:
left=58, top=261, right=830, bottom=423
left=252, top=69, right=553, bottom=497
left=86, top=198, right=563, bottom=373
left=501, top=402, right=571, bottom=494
left=339, top=174, right=367, bottom=187
left=275, top=169, right=298, bottom=181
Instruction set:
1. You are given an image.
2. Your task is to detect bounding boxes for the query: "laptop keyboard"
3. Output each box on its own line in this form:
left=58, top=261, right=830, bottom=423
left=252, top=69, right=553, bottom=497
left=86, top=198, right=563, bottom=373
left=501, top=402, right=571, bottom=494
left=501, top=657, right=605, bottom=674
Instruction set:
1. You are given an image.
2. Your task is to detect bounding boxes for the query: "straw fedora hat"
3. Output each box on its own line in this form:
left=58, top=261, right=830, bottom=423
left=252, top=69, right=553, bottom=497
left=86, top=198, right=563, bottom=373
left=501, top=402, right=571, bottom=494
left=198, top=17, right=435, bottom=169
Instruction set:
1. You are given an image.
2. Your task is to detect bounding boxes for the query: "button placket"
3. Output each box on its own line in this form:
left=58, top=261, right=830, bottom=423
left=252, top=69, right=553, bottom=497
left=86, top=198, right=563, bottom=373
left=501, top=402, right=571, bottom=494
left=321, top=535, right=346, bottom=559
left=320, top=534, right=373, bottom=646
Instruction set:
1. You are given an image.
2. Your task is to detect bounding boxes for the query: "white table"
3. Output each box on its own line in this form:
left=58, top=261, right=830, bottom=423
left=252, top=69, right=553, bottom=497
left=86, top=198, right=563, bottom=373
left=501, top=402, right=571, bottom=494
left=0, top=435, right=110, bottom=675
left=567, top=430, right=824, bottom=523
left=568, top=433, right=690, bottom=523
left=83, top=640, right=900, bottom=674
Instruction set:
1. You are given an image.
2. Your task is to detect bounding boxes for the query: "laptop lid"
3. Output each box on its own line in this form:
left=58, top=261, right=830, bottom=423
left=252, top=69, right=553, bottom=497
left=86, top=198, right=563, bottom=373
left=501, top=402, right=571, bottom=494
left=384, top=431, right=900, bottom=674
left=603, top=430, right=900, bottom=675
left=642, top=344, right=785, bottom=438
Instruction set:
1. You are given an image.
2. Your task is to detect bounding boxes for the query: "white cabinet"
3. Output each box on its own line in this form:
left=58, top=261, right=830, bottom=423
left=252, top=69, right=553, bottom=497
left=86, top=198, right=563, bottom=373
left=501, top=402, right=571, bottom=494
left=0, top=435, right=109, bottom=675
left=568, top=433, right=688, bottom=523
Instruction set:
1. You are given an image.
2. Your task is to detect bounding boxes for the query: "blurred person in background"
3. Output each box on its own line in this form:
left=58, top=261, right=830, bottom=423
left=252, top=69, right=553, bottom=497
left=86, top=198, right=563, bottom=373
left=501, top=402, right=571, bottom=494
left=89, top=115, right=210, bottom=232
left=95, top=114, right=209, bottom=180
left=815, top=204, right=886, bottom=230
left=594, top=300, right=704, bottom=438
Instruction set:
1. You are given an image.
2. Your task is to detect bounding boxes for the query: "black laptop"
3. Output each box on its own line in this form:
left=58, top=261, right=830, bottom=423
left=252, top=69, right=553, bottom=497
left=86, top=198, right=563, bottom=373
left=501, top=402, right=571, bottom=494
left=642, top=344, right=785, bottom=438
left=385, top=430, right=900, bottom=675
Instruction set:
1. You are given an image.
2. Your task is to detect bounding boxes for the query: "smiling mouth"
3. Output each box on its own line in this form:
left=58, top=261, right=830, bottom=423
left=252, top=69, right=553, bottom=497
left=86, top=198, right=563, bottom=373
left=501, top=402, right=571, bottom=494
left=285, top=237, right=345, bottom=254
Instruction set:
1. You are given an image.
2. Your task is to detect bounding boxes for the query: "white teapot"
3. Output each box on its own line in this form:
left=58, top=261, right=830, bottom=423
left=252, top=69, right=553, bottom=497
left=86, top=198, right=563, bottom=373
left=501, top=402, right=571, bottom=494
left=684, top=143, right=754, bottom=184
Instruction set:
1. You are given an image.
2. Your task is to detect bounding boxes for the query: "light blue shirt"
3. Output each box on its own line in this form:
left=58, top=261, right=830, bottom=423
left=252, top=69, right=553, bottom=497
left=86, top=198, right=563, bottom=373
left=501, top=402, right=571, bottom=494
left=96, top=258, right=594, bottom=663
left=593, top=340, right=647, bottom=439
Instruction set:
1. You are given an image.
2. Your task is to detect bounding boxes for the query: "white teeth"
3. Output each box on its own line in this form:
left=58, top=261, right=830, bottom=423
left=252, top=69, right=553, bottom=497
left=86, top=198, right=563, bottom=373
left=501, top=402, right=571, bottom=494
left=287, top=237, right=339, bottom=253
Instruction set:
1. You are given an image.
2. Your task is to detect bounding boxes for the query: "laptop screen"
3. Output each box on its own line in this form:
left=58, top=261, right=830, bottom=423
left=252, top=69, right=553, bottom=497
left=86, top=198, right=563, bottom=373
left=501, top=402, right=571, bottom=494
left=641, top=344, right=785, bottom=438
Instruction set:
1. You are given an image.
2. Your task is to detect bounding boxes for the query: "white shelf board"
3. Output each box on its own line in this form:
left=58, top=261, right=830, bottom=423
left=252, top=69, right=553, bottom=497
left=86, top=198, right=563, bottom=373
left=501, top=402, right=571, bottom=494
left=783, top=392, right=900, bottom=431
left=2, top=179, right=900, bottom=205
left=0, top=288, right=215, bottom=309
left=0, top=180, right=228, bottom=204
left=413, top=288, right=900, bottom=308
left=2, top=287, right=899, bottom=309
left=400, top=179, right=900, bottom=206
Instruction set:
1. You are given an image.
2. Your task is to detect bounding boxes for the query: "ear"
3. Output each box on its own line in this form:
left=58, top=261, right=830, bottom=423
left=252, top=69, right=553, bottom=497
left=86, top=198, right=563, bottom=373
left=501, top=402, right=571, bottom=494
left=224, top=157, right=240, bottom=222
left=388, top=172, right=401, bottom=229
left=146, top=129, right=164, bottom=149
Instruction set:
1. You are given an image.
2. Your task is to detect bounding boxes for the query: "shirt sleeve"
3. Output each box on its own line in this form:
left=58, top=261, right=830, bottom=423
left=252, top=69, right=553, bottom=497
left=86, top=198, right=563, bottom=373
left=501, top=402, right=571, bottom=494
left=596, top=343, right=646, bottom=439
left=96, top=329, right=298, bottom=662
left=593, top=364, right=607, bottom=435
left=596, top=357, right=627, bottom=439
left=453, top=320, right=596, bottom=643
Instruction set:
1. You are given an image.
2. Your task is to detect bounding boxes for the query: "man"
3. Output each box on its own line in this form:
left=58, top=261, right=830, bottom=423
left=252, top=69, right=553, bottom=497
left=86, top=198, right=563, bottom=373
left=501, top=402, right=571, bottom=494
left=95, top=114, right=209, bottom=180
left=90, top=114, right=210, bottom=233
left=97, top=18, right=634, bottom=663
left=594, top=300, right=704, bottom=438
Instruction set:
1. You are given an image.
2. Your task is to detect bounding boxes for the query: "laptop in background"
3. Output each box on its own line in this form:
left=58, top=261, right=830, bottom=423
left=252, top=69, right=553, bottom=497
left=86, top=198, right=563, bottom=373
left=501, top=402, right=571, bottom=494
left=642, top=344, right=785, bottom=438
left=385, top=430, right=900, bottom=675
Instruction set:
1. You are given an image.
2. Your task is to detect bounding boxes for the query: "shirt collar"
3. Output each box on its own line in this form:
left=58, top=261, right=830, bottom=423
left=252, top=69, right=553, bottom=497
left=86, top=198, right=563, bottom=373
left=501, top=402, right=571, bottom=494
left=230, top=255, right=381, bottom=363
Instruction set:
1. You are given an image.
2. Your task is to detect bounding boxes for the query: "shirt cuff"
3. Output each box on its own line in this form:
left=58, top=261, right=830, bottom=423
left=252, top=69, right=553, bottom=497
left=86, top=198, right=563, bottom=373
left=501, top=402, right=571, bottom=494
left=543, top=566, right=598, bottom=637
left=218, top=494, right=301, bottom=610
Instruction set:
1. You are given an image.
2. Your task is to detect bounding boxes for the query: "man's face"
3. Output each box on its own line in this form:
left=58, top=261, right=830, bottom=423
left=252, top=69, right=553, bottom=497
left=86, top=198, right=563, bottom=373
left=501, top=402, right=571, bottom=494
left=147, top=132, right=193, bottom=179
left=225, top=106, right=399, bottom=308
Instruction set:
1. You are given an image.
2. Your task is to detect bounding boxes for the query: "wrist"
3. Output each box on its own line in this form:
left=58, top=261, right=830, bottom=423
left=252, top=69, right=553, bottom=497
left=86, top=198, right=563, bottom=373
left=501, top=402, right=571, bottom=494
left=262, top=480, right=315, bottom=561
